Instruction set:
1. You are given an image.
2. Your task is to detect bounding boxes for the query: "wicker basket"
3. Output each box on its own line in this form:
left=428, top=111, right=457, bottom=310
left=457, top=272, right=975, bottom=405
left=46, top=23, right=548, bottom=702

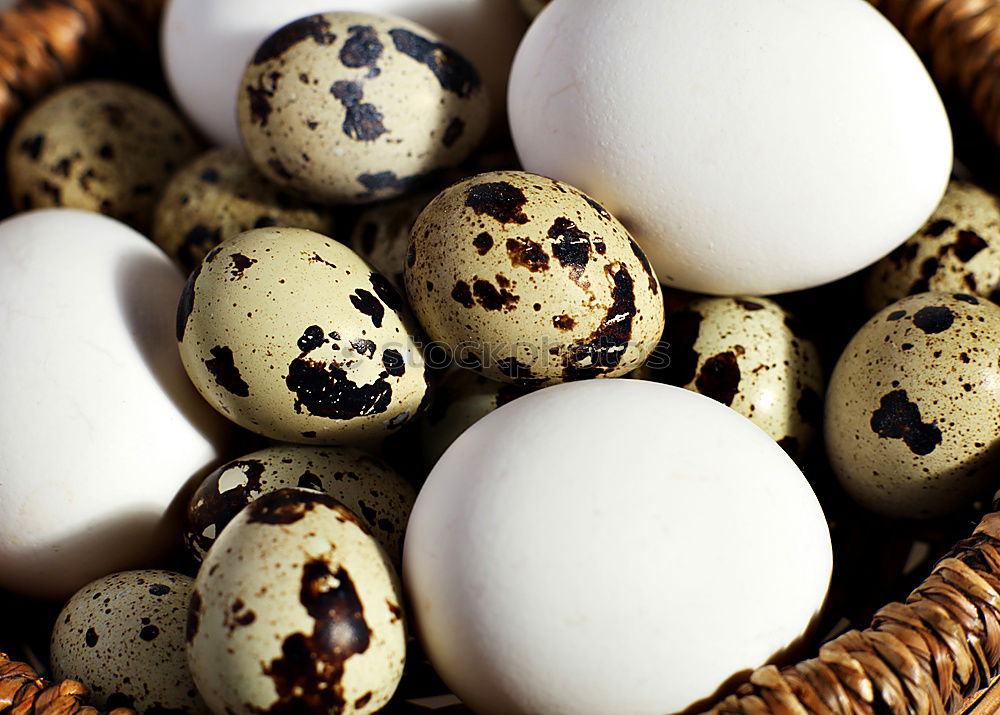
left=4, top=0, right=1000, bottom=714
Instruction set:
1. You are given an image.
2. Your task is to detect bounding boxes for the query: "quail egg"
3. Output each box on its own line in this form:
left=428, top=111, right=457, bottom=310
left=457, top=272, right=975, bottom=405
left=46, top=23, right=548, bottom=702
left=825, top=292, right=1000, bottom=518
left=238, top=12, right=490, bottom=204
left=405, top=170, right=665, bottom=386
left=187, top=488, right=405, bottom=715
left=186, top=445, right=415, bottom=567
left=177, top=227, right=428, bottom=445
left=51, top=570, right=207, bottom=715
left=154, top=147, right=334, bottom=271
left=7, top=80, right=200, bottom=233
left=865, top=181, right=1000, bottom=312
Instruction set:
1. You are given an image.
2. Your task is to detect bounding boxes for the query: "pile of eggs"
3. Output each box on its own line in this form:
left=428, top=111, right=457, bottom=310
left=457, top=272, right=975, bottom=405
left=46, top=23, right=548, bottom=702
left=0, top=0, right=988, bottom=712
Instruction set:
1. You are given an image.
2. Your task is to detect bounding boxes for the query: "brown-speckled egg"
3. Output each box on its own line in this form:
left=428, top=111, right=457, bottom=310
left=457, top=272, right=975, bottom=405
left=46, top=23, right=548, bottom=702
left=419, top=369, right=531, bottom=468
left=154, top=147, right=334, bottom=272
left=238, top=12, right=489, bottom=204
left=177, top=227, right=427, bottom=445
left=405, top=171, right=665, bottom=386
left=865, top=181, right=1000, bottom=312
left=647, top=293, right=824, bottom=462
left=349, top=189, right=438, bottom=293
left=7, top=80, right=199, bottom=233
left=51, top=570, right=207, bottom=715
left=187, top=488, right=405, bottom=715
left=825, top=292, right=1000, bottom=518
left=186, top=445, right=415, bottom=567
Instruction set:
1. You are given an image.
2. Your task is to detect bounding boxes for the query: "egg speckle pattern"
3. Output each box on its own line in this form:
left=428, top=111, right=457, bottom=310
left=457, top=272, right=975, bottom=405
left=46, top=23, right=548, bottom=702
left=405, top=170, right=665, bottom=385
left=238, top=12, right=489, bottom=204
left=865, top=181, right=1000, bottom=311
left=7, top=80, right=199, bottom=233
left=154, top=147, right=334, bottom=272
left=186, top=445, right=415, bottom=567
left=187, top=488, right=405, bottom=715
left=51, top=570, right=208, bottom=715
left=653, top=293, right=824, bottom=461
left=826, top=292, right=1000, bottom=518
left=178, top=227, right=427, bottom=444
left=349, top=188, right=437, bottom=292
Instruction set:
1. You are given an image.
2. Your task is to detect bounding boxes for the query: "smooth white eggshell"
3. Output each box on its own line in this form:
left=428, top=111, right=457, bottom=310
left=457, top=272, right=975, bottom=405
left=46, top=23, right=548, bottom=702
left=509, top=0, right=952, bottom=295
left=163, top=0, right=525, bottom=147
left=0, top=209, right=230, bottom=600
left=404, top=379, right=832, bottom=715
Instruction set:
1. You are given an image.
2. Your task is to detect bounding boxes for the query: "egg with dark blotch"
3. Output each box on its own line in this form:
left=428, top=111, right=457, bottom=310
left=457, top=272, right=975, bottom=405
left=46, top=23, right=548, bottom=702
left=826, top=292, right=1000, bottom=518
left=186, top=445, right=415, bottom=567
left=177, top=227, right=427, bottom=445
left=348, top=188, right=438, bottom=293
left=51, top=570, right=208, bottom=715
left=154, top=147, right=334, bottom=272
left=7, top=80, right=200, bottom=234
left=419, top=369, right=533, bottom=468
left=405, top=170, right=665, bottom=386
left=865, top=181, right=1000, bottom=312
left=238, top=12, right=490, bottom=204
left=645, top=293, right=824, bottom=462
left=187, top=488, right=405, bottom=715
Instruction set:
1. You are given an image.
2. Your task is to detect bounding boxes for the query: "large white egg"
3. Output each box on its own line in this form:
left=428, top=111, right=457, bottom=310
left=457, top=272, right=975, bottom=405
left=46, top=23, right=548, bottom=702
left=508, top=0, right=952, bottom=295
left=162, top=0, right=526, bottom=147
left=0, top=210, right=231, bottom=600
left=404, top=380, right=831, bottom=714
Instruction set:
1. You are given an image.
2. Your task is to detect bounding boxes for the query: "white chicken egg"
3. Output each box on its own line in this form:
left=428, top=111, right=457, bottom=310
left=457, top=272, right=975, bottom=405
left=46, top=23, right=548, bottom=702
left=404, top=379, right=832, bottom=714
left=0, top=209, right=231, bottom=600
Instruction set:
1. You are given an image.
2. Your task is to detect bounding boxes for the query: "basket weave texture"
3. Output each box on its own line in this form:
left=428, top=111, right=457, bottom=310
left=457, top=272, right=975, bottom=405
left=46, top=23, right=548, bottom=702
left=2, top=0, right=1000, bottom=714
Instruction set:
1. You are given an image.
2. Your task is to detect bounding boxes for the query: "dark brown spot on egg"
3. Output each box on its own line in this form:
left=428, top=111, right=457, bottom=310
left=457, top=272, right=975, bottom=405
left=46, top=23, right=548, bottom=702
left=176, top=262, right=201, bottom=341
left=246, top=72, right=281, bottom=127
left=340, top=24, right=383, bottom=74
left=330, top=81, right=387, bottom=142
left=553, top=314, right=575, bottom=330
left=506, top=236, right=549, bottom=272
left=549, top=217, right=592, bottom=283
left=148, top=584, right=170, bottom=596
left=473, top=232, right=493, bottom=255
left=584, top=195, right=611, bottom=219
left=887, top=310, right=907, bottom=321
left=351, top=339, right=376, bottom=359
left=253, top=14, right=336, bottom=65
left=85, top=628, right=98, bottom=647
left=442, top=117, right=465, bottom=147
left=246, top=488, right=341, bottom=525
left=350, top=289, right=385, bottom=328
left=695, top=351, right=741, bottom=406
left=464, top=182, right=528, bottom=224
left=355, top=693, right=373, bottom=709
left=954, top=293, right=979, bottom=304
left=909, top=257, right=940, bottom=294
left=356, top=170, right=429, bottom=199
left=563, top=263, right=636, bottom=379
left=200, top=167, right=219, bottom=183
left=139, top=625, right=159, bottom=641
left=370, top=273, right=402, bottom=310
left=186, top=591, right=201, bottom=644
left=205, top=346, right=250, bottom=397
left=298, top=471, right=323, bottom=491
left=187, top=459, right=266, bottom=554
left=628, top=238, right=658, bottom=294
left=452, top=280, right=474, bottom=308
left=870, top=390, right=941, bottom=456
left=913, top=305, right=954, bottom=333
left=286, top=359, right=393, bottom=419
left=263, top=560, right=371, bottom=714
left=229, top=253, right=257, bottom=279
left=389, top=28, right=480, bottom=97
left=473, top=279, right=518, bottom=311
left=953, top=230, right=988, bottom=262
left=382, top=349, right=405, bottom=377
left=298, top=325, right=327, bottom=353
left=924, top=219, right=954, bottom=237
left=20, top=134, right=43, bottom=159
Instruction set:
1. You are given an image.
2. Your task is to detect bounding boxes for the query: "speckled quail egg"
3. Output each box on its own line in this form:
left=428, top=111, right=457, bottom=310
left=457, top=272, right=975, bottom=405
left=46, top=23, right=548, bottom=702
left=348, top=189, right=438, bottom=292
left=405, top=170, right=665, bottom=386
left=865, top=181, right=1000, bottom=312
left=187, top=488, right=406, bottom=715
left=238, top=12, right=490, bottom=204
left=826, top=292, right=1000, bottom=518
left=419, top=369, right=531, bottom=468
left=7, top=80, right=200, bottom=233
left=154, top=147, right=334, bottom=272
left=186, top=445, right=415, bottom=567
left=51, top=570, right=207, bottom=715
left=178, top=227, right=427, bottom=445
left=648, top=293, right=824, bottom=462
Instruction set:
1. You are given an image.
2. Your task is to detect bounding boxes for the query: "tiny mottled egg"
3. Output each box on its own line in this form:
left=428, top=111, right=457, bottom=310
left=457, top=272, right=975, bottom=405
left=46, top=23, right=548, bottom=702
left=652, top=293, right=824, bottom=462
left=238, top=12, right=490, bottom=204
left=7, top=80, right=199, bottom=233
left=349, top=189, right=438, bottom=292
left=52, top=570, right=207, bottom=715
left=405, top=170, right=665, bottom=386
left=865, top=181, right=1000, bottom=311
left=188, top=488, right=406, bottom=715
left=826, top=292, right=1000, bottom=518
left=178, top=227, right=427, bottom=444
left=186, top=445, right=415, bottom=566
left=154, top=147, right=334, bottom=272
left=419, top=369, right=531, bottom=467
